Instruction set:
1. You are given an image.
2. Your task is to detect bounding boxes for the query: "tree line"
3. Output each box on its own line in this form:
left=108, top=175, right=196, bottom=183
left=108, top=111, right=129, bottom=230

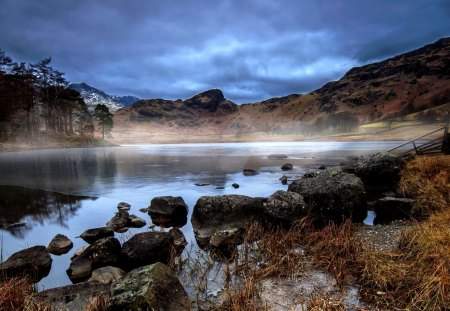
left=0, top=50, right=113, bottom=143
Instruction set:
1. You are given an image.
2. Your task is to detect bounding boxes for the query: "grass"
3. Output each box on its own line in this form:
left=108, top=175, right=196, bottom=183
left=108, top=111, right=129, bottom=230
left=0, top=277, right=51, bottom=311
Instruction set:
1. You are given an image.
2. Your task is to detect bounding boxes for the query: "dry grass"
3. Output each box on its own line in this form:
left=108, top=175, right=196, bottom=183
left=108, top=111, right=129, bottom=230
left=360, top=155, right=450, bottom=310
left=0, top=277, right=51, bottom=311
left=86, top=293, right=110, bottom=311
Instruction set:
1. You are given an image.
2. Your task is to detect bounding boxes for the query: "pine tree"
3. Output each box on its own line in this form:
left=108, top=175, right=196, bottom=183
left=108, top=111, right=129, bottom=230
left=94, top=104, right=113, bottom=140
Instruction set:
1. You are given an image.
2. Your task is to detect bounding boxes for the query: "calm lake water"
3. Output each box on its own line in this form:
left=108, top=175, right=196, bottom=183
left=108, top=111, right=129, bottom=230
left=0, top=141, right=406, bottom=290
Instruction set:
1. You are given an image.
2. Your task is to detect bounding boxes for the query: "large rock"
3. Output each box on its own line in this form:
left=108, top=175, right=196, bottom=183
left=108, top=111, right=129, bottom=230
left=120, top=232, right=174, bottom=271
left=264, top=190, right=307, bottom=227
left=183, top=88, right=237, bottom=113
left=106, top=210, right=130, bottom=232
left=128, top=214, right=147, bottom=228
left=148, top=196, right=188, bottom=228
left=80, top=227, right=114, bottom=244
left=288, top=169, right=367, bottom=226
left=354, top=153, right=405, bottom=198
left=0, top=246, right=52, bottom=282
left=88, top=266, right=126, bottom=284
left=169, top=228, right=188, bottom=255
left=67, top=237, right=121, bottom=283
left=47, top=234, right=73, bottom=255
left=32, top=282, right=110, bottom=311
left=108, top=262, right=191, bottom=311
left=191, top=195, right=265, bottom=248
left=374, top=197, right=414, bottom=224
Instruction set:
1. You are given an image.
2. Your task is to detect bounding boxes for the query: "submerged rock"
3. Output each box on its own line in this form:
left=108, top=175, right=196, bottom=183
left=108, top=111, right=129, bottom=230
left=108, top=262, right=191, bottom=311
left=120, top=232, right=174, bottom=271
left=288, top=169, right=367, bottom=226
left=32, top=282, right=109, bottom=311
left=374, top=197, right=414, bottom=224
left=0, top=246, right=52, bottom=282
left=191, top=194, right=265, bottom=248
left=264, top=190, right=307, bottom=227
left=148, top=196, right=188, bottom=228
left=67, top=237, right=121, bottom=283
left=80, top=227, right=114, bottom=244
left=47, top=234, right=73, bottom=255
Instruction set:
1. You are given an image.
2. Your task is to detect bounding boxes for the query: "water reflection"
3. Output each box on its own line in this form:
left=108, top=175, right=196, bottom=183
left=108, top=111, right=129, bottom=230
left=0, top=185, right=95, bottom=237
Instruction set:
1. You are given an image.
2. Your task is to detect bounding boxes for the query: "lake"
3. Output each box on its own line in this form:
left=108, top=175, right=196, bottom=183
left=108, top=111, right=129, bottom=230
left=0, top=141, right=406, bottom=290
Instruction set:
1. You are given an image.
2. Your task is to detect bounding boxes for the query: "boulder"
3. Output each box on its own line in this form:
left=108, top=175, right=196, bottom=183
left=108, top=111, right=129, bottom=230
left=243, top=168, right=259, bottom=176
left=264, top=190, right=307, bottom=227
left=117, top=202, right=131, bottom=211
left=71, top=246, right=87, bottom=260
left=120, top=232, right=174, bottom=271
left=88, top=266, right=126, bottom=284
left=288, top=169, right=367, bottom=226
left=108, top=262, right=191, bottom=311
left=148, top=196, right=188, bottom=228
left=32, top=282, right=109, bottom=311
left=191, top=195, right=265, bottom=248
left=47, top=234, right=73, bottom=255
left=0, top=246, right=52, bottom=282
left=106, top=211, right=130, bottom=232
left=169, top=228, right=187, bottom=255
left=281, top=163, right=293, bottom=171
left=128, top=214, right=146, bottom=228
left=80, top=227, right=114, bottom=244
left=374, top=197, right=414, bottom=224
left=354, top=153, right=405, bottom=198
left=67, top=237, right=121, bottom=283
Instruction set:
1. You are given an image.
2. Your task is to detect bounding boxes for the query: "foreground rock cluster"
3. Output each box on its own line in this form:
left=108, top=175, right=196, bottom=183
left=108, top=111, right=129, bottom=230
left=0, top=152, right=415, bottom=310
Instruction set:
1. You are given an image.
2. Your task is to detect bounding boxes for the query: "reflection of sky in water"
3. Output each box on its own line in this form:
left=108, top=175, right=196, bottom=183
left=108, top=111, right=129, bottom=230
left=0, top=141, right=405, bottom=289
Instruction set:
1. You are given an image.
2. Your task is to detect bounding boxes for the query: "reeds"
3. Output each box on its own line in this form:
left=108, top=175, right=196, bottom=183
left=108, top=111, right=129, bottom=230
left=0, top=277, right=50, bottom=311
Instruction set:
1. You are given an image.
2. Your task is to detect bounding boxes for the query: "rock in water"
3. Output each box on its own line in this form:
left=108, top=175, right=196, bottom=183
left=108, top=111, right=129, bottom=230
left=120, top=232, right=174, bottom=271
left=0, top=246, right=52, bottom=282
left=281, top=163, right=293, bottom=171
left=47, top=234, right=73, bottom=255
left=79, top=227, right=114, bottom=244
left=264, top=190, right=307, bottom=227
left=108, top=262, right=191, bottom=311
left=117, top=202, right=131, bottom=211
left=128, top=214, right=147, bottom=228
left=288, top=169, right=367, bottom=226
left=232, top=183, right=240, bottom=189
left=66, top=237, right=121, bottom=283
left=88, top=266, right=126, bottom=284
left=243, top=168, right=259, bottom=176
left=354, top=153, right=405, bottom=199
left=191, top=195, right=264, bottom=248
left=106, top=210, right=130, bottom=232
left=148, top=196, right=188, bottom=228
left=374, top=197, right=414, bottom=224
left=169, top=228, right=188, bottom=255
left=32, top=282, right=109, bottom=311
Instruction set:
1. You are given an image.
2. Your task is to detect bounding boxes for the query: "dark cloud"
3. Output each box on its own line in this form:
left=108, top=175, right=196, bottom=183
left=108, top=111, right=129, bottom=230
left=1, top=0, right=449, bottom=103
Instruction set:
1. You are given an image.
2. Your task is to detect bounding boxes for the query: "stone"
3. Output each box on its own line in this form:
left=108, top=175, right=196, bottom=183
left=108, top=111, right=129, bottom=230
left=106, top=210, right=130, bottom=232
left=354, top=153, right=405, bottom=199
left=243, top=168, right=259, bottom=176
left=108, top=262, right=191, bottom=311
left=232, top=183, right=240, bottom=189
left=191, top=195, right=265, bottom=248
left=148, top=196, right=188, bottom=228
left=374, top=197, right=414, bottom=224
left=47, top=234, right=73, bottom=255
left=71, top=246, right=87, bottom=260
left=117, top=202, right=131, bottom=211
left=0, top=246, right=52, bottom=282
left=32, top=282, right=109, bottom=311
left=79, top=227, right=114, bottom=244
left=281, top=163, right=293, bottom=171
left=288, top=169, right=367, bottom=226
left=279, top=175, right=288, bottom=185
left=120, top=232, right=174, bottom=271
left=169, top=228, right=188, bottom=255
left=128, top=214, right=146, bottom=228
left=264, top=190, right=307, bottom=227
left=88, top=266, right=126, bottom=284
left=209, top=228, right=242, bottom=259
left=139, top=207, right=148, bottom=213
left=67, top=237, right=121, bottom=283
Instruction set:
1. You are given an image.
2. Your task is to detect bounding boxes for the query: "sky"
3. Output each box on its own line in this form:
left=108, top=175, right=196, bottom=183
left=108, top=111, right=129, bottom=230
left=1, top=0, right=449, bottom=103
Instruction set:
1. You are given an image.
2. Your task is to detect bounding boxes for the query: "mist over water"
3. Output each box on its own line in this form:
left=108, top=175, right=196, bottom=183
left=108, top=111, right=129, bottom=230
left=0, top=141, right=406, bottom=289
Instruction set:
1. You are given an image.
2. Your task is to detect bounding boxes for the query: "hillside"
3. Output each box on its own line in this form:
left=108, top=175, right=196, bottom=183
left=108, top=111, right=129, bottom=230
left=112, top=37, right=450, bottom=143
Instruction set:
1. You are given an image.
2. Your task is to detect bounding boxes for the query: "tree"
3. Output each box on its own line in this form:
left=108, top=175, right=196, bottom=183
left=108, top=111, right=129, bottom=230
left=94, top=104, right=113, bottom=140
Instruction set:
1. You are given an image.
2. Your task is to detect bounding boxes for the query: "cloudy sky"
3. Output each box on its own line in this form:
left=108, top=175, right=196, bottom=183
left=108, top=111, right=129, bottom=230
left=1, top=0, right=449, bottom=103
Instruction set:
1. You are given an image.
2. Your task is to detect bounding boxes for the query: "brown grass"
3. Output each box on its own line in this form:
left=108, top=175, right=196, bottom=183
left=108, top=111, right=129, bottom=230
left=361, top=155, right=450, bottom=310
left=0, top=277, right=51, bottom=311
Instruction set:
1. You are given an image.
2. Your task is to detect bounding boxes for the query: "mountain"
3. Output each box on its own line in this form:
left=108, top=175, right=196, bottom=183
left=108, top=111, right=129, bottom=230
left=68, top=82, right=140, bottom=111
left=112, top=37, right=450, bottom=143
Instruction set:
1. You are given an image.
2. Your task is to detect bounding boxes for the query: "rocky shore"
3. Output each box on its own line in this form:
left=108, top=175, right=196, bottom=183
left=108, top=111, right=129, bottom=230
left=0, top=152, right=426, bottom=310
